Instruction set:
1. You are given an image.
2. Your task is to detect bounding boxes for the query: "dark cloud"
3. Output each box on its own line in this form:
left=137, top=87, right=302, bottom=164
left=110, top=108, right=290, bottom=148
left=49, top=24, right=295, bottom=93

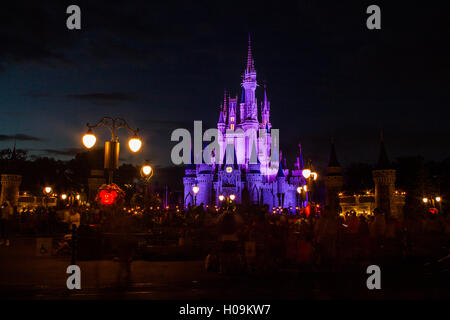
left=38, top=148, right=82, bottom=156
left=0, top=134, right=43, bottom=142
left=66, top=92, right=138, bottom=103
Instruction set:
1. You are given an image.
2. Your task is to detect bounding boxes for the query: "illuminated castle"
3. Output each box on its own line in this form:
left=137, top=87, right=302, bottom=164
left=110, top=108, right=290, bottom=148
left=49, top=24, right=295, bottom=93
left=183, top=37, right=308, bottom=209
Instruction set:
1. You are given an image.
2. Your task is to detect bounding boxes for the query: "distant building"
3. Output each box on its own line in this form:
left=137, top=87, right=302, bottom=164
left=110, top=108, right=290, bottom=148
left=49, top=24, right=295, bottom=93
left=337, top=135, right=406, bottom=218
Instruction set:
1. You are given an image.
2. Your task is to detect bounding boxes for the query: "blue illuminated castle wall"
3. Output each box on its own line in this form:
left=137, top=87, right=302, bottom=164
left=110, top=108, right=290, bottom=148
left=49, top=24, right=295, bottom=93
left=183, top=38, right=308, bottom=209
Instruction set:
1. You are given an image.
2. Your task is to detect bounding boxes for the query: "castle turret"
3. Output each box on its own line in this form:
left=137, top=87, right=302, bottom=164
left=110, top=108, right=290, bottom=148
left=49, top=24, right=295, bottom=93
left=372, top=132, right=397, bottom=219
left=261, top=84, right=271, bottom=129
left=228, top=97, right=237, bottom=131
left=325, top=139, right=343, bottom=215
left=276, top=151, right=286, bottom=207
left=218, top=104, right=225, bottom=134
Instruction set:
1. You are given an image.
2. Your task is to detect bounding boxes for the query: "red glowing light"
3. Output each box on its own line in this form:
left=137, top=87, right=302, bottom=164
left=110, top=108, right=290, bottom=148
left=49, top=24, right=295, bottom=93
left=99, top=189, right=118, bottom=205
left=305, top=205, right=311, bottom=218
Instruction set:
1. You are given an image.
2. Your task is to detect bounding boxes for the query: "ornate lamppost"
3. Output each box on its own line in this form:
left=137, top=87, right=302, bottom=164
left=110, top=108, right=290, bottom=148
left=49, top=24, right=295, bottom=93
left=192, top=185, right=199, bottom=206
left=82, top=117, right=142, bottom=184
left=140, top=162, right=153, bottom=206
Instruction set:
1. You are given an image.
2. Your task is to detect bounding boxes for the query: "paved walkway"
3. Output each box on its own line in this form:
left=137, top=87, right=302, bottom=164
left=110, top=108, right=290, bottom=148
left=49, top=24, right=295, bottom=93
left=0, top=237, right=448, bottom=300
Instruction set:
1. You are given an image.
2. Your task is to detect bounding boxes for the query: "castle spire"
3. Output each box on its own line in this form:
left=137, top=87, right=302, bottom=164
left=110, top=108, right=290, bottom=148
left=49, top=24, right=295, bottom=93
left=246, top=33, right=255, bottom=74
left=222, top=90, right=228, bottom=121
left=218, top=104, right=224, bottom=124
left=297, top=143, right=304, bottom=170
left=377, top=130, right=390, bottom=169
left=328, top=137, right=340, bottom=167
left=263, top=83, right=268, bottom=104
left=277, top=150, right=285, bottom=178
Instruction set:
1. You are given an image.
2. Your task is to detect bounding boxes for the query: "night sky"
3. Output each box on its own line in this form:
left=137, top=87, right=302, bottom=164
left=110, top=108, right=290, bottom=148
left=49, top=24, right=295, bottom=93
left=1, top=0, right=449, bottom=170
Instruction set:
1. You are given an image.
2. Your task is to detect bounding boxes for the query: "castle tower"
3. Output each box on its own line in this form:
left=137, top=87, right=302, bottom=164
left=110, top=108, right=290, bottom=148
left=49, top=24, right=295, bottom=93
left=0, top=142, right=22, bottom=206
left=0, top=175, right=22, bottom=206
left=325, top=139, right=343, bottom=215
left=241, top=34, right=259, bottom=129
left=372, top=133, right=397, bottom=219
left=247, top=142, right=262, bottom=204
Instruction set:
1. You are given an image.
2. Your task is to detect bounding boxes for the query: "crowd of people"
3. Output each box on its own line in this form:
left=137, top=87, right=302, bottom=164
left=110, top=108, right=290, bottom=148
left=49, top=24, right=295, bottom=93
left=1, top=200, right=449, bottom=277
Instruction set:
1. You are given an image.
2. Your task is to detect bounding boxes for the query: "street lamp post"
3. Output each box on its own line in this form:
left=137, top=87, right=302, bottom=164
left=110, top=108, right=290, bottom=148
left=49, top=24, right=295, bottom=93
left=296, top=186, right=302, bottom=212
left=192, top=185, right=199, bottom=206
left=140, top=162, right=153, bottom=206
left=302, top=168, right=318, bottom=204
left=82, top=117, right=142, bottom=184
left=43, top=186, right=52, bottom=209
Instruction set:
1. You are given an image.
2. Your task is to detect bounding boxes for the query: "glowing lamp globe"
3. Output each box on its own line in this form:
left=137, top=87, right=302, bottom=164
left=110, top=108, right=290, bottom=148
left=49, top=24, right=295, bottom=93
left=422, top=197, right=428, bottom=203
left=82, top=133, right=96, bottom=149
left=192, top=185, right=199, bottom=194
left=142, top=165, right=152, bottom=176
left=61, top=194, right=67, bottom=200
left=44, top=187, right=52, bottom=194
left=76, top=194, right=80, bottom=200
left=302, top=169, right=311, bottom=179
left=229, top=194, right=236, bottom=201
left=436, top=197, right=441, bottom=202
left=297, top=186, right=302, bottom=194
left=128, top=137, right=142, bottom=153
left=218, top=195, right=225, bottom=201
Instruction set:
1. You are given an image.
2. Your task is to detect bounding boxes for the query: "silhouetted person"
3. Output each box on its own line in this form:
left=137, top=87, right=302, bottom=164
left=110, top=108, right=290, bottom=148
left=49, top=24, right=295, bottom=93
left=0, top=201, right=13, bottom=246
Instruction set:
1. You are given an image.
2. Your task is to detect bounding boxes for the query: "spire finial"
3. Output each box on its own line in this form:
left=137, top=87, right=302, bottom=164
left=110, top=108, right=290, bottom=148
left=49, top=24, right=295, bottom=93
left=328, top=138, right=340, bottom=167
left=246, top=33, right=255, bottom=73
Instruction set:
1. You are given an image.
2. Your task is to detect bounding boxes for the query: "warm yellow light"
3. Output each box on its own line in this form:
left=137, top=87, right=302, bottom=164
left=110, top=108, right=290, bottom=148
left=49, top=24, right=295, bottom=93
left=311, top=172, right=318, bottom=180
left=226, top=167, right=233, bottom=173
left=192, top=185, right=199, bottom=194
left=218, top=195, right=224, bottom=201
left=423, top=197, right=428, bottom=203
left=61, top=194, right=67, bottom=200
left=303, top=185, right=308, bottom=192
left=229, top=194, right=236, bottom=201
left=44, top=187, right=52, bottom=194
left=128, top=137, right=142, bottom=152
left=76, top=194, right=80, bottom=200
left=297, top=186, right=302, bottom=194
left=436, top=197, right=441, bottom=202
left=82, top=132, right=96, bottom=149
left=142, top=165, right=152, bottom=176
left=302, top=169, right=311, bottom=179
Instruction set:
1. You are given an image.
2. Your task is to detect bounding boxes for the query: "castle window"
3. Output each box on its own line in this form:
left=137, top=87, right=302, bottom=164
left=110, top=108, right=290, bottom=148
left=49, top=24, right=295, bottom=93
left=230, top=117, right=234, bottom=122
left=230, top=124, right=235, bottom=130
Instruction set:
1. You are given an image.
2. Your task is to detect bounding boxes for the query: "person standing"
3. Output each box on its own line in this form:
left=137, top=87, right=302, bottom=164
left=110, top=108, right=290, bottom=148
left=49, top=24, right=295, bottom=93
left=0, top=201, right=13, bottom=246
